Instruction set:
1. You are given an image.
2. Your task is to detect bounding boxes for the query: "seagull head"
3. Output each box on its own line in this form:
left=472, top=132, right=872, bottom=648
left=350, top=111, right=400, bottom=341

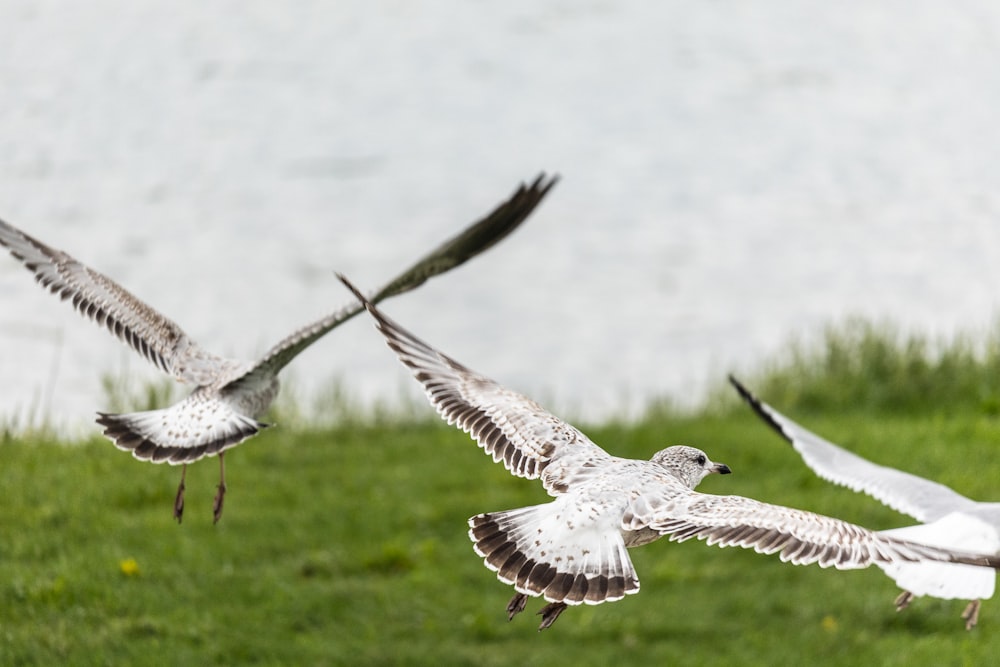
left=651, top=445, right=732, bottom=489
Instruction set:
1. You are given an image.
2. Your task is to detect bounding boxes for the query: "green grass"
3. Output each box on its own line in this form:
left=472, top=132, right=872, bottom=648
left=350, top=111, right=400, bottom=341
left=6, top=316, right=1000, bottom=665
left=708, top=315, right=1000, bottom=416
left=2, top=410, right=998, bottom=666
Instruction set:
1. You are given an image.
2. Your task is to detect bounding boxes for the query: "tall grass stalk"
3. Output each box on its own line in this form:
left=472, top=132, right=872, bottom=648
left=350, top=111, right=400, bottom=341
left=706, top=315, right=1000, bottom=416
left=10, top=315, right=1000, bottom=437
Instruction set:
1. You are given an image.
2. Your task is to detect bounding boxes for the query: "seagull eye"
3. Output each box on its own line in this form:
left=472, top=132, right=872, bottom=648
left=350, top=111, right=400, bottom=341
left=695, top=454, right=706, bottom=466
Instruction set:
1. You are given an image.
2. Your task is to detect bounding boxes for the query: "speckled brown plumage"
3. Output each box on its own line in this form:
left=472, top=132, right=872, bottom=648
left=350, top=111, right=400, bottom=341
left=341, top=276, right=1000, bottom=630
left=0, top=173, right=557, bottom=521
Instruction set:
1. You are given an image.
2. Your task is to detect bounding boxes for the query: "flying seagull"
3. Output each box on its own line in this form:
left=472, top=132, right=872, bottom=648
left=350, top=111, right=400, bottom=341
left=729, top=375, right=999, bottom=630
left=337, top=275, right=1000, bottom=630
left=0, top=173, right=557, bottom=523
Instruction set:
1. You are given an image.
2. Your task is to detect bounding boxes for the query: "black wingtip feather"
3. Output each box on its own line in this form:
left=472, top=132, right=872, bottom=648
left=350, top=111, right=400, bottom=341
left=728, top=375, right=795, bottom=446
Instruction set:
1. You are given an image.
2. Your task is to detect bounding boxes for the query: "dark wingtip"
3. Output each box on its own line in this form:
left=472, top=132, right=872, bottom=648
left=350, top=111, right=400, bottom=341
left=727, top=374, right=757, bottom=406
left=531, top=172, right=560, bottom=196
left=337, top=272, right=398, bottom=337
left=728, top=374, right=794, bottom=445
left=450, top=171, right=560, bottom=259
left=362, top=172, right=561, bottom=304
left=336, top=273, right=373, bottom=310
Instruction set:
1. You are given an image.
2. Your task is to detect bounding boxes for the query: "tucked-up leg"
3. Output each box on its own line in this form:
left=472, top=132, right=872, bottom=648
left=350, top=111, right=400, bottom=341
left=174, top=464, right=187, bottom=523
left=537, top=602, right=568, bottom=631
left=894, top=590, right=914, bottom=611
left=962, top=599, right=981, bottom=631
left=506, top=593, right=528, bottom=621
left=213, top=453, right=227, bottom=524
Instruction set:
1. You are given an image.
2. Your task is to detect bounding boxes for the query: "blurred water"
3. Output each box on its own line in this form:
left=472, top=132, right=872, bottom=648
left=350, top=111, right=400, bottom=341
left=3, top=1, right=1000, bottom=433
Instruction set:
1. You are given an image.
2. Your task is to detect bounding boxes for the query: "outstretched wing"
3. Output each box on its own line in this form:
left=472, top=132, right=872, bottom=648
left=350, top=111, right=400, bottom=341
left=338, top=274, right=612, bottom=494
left=225, top=173, right=558, bottom=392
left=0, top=220, right=220, bottom=382
left=370, top=173, right=558, bottom=302
left=624, top=487, right=1000, bottom=570
left=730, top=376, right=977, bottom=523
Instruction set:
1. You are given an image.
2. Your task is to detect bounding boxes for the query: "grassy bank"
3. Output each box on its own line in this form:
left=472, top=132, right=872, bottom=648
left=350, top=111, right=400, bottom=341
left=710, top=316, right=1000, bottom=416
left=2, top=410, right=998, bottom=666
left=4, top=317, right=1000, bottom=665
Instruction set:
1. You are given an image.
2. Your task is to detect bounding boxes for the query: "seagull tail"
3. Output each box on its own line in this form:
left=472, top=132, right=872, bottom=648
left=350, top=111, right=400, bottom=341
left=468, top=503, right=640, bottom=606
left=96, top=404, right=265, bottom=465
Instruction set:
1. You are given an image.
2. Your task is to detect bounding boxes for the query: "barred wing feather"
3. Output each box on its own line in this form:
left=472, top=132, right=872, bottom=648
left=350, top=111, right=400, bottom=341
left=628, top=489, right=1000, bottom=570
left=0, top=219, right=219, bottom=383
left=225, top=173, right=558, bottom=393
left=338, top=274, right=610, bottom=492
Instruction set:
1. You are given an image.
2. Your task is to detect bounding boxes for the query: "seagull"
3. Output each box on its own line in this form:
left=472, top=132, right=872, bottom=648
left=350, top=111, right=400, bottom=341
left=0, top=173, right=557, bottom=523
left=729, top=375, right=999, bottom=630
left=337, top=275, right=1000, bottom=630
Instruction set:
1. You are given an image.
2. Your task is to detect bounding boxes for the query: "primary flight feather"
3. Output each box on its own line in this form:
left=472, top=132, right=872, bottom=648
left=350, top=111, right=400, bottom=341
left=0, top=173, right=557, bottom=522
left=339, top=275, right=1000, bottom=630
left=730, top=375, right=1000, bottom=629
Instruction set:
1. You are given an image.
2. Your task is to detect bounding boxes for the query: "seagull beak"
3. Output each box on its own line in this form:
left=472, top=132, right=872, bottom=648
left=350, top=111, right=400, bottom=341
left=711, top=463, right=732, bottom=475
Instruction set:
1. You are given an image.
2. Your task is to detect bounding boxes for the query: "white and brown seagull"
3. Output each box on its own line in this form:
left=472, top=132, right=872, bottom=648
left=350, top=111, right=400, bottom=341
left=0, top=173, right=557, bottom=523
left=730, top=375, right=1000, bottom=630
left=338, top=275, right=1000, bottom=630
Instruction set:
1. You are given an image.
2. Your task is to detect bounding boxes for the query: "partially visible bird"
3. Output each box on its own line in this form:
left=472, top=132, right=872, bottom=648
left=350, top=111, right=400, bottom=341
left=0, top=173, right=557, bottom=522
left=338, top=275, right=1000, bottom=630
left=730, top=375, right=999, bottom=630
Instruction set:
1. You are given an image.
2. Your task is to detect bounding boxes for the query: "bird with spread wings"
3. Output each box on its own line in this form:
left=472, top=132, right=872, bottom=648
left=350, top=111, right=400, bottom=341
left=731, top=375, right=1000, bottom=630
left=0, top=173, right=557, bottom=522
left=338, top=275, right=1000, bottom=630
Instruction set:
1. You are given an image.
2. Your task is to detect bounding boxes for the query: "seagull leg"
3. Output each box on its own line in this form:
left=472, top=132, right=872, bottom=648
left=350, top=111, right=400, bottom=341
left=506, top=593, right=528, bottom=621
left=173, top=464, right=187, bottom=523
left=537, top=602, right=568, bottom=631
left=962, top=599, right=981, bottom=630
left=213, top=453, right=227, bottom=524
left=894, top=590, right=915, bottom=612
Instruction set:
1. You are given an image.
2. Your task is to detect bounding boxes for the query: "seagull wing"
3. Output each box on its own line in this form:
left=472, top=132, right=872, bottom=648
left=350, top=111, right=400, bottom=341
left=224, top=173, right=558, bottom=392
left=0, top=219, right=221, bottom=383
left=625, top=486, right=1000, bottom=570
left=368, top=173, right=558, bottom=302
left=730, top=376, right=977, bottom=523
left=338, top=274, right=612, bottom=494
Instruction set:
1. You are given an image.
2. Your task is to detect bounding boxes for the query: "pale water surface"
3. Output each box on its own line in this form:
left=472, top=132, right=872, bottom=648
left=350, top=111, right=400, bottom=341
left=3, top=1, right=1000, bottom=432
